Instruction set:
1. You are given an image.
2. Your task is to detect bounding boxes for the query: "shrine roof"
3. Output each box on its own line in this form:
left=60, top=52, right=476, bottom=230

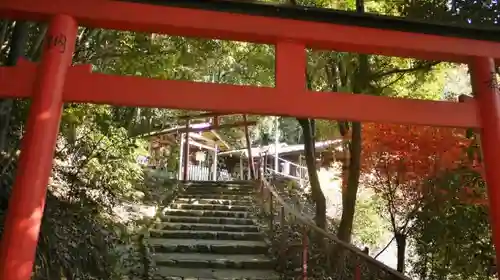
left=139, top=122, right=232, bottom=151
left=218, top=139, right=343, bottom=158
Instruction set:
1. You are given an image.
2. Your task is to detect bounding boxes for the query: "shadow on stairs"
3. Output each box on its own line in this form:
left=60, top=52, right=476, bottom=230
left=149, top=181, right=279, bottom=280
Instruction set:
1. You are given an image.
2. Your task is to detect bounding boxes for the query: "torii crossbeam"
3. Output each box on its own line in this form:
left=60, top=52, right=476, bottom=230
left=1, top=1, right=500, bottom=279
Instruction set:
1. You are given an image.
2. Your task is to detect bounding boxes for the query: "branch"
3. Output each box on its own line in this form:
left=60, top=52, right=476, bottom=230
left=374, top=236, right=395, bottom=259
left=384, top=170, right=399, bottom=233
left=29, top=24, right=48, bottom=60
left=376, top=71, right=410, bottom=91
left=370, top=61, right=440, bottom=81
left=74, top=28, right=101, bottom=61
left=218, top=44, right=258, bottom=82
left=399, top=191, right=425, bottom=234
left=0, top=20, right=11, bottom=52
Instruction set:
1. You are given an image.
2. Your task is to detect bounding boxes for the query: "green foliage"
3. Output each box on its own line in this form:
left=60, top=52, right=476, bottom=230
left=411, top=167, right=493, bottom=280
left=28, top=103, right=149, bottom=279
left=57, top=116, right=144, bottom=202
left=315, top=120, right=340, bottom=141
left=353, top=194, right=388, bottom=248
left=252, top=116, right=303, bottom=145
left=34, top=194, right=128, bottom=280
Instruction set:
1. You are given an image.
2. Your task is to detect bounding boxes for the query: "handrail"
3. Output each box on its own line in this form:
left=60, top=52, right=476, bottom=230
left=267, top=154, right=308, bottom=170
left=261, top=152, right=309, bottom=184
left=266, top=167, right=306, bottom=182
left=257, top=175, right=411, bottom=280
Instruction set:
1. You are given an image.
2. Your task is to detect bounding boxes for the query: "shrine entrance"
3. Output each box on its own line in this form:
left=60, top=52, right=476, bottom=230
left=1, top=1, right=500, bottom=279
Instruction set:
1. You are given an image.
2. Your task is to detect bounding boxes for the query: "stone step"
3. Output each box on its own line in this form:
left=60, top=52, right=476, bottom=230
left=154, top=266, right=279, bottom=280
left=170, top=203, right=250, bottom=212
left=153, top=252, right=275, bottom=270
left=185, top=183, right=255, bottom=189
left=183, top=189, right=255, bottom=196
left=164, top=209, right=250, bottom=219
left=174, top=197, right=252, bottom=206
left=149, top=238, right=268, bottom=255
left=154, top=222, right=260, bottom=233
left=184, top=181, right=255, bottom=188
left=150, top=230, right=264, bottom=241
left=161, top=215, right=255, bottom=225
left=177, top=194, right=253, bottom=201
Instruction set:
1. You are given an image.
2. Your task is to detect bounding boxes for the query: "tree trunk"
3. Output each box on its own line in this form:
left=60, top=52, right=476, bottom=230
left=288, top=3, right=325, bottom=231
left=298, top=118, right=326, bottom=230
left=29, top=24, right=47, bottom=60
left=127, top=107, right=140, bottom=136
left=0, top=21, right=29, bottom=152
left=0, top=21, right=10, bottom=50
left=336, top=0, right=367, bottom=243
left=395, top=232, right=407, bottom=273
left=67, top=121, right=77, bottom=145
left=337, top=122, right=361, bottom=242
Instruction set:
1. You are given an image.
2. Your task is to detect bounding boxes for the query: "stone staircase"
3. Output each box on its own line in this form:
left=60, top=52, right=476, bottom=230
left=149, top=181, right=279, bottom=280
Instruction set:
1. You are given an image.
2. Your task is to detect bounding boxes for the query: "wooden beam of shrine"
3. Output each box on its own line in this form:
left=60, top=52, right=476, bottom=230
left=177, top=112, right=238, bottom=120
left=189, top=139, right=216, bottom=151
left=189, top=133, right=217, bottom=145
left=179, top=121, right=257, bottom=133
left=144, top=122, right=257, bottom=136
left=2, top=0, right=500, bottom=62
left=151, top=139, right=175, bottom=146
left=210, top=130, right=231, bottom=150
left=0, top=61, right=480, bottom=128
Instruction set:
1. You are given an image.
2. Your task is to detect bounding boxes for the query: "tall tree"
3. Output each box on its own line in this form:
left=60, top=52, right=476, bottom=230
left=297, top=117, right=327, bottom=230
left=362, top=122, right=472, bottom=272
left=336, top=0, right=366, bottom=243
left=0, top=21, right=29, bottom=152
left=411, top=167, right=492, bottom=280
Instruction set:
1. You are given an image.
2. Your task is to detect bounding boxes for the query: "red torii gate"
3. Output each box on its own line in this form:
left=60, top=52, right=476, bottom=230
left=0, top=0, right=499, bottom=279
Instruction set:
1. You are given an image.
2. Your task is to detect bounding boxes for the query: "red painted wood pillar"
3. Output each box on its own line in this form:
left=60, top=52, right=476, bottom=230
left=0, top=15, right=77, bottom=280
left=470, top=57, right=500, bottom=278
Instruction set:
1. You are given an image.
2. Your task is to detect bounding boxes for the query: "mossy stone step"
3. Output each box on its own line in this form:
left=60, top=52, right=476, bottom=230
left=161, top=216, right=255, bottom=225
left=153, top=253, right=275, bottom=270
left=150, top=230, right=264, bottom=241
left=182, top=189, right=255, bottom=196
left=185, top=184, right=255, bottom=190
left=164, top=209, right=250, bottom=219
left=149, top=238, right=268, bottom=255
left=184, top=181, right=255, bottom=188
left=169, top=203, right=250, bottom=212
left=173, top=198, right=252, bottom=206
left=176, top=194, right=253, bottom=201
left=149, top=181, right=276, bottom=279
left=155, top=222, right=260, bottom=233
left=154, top=266, right=279, bottom=280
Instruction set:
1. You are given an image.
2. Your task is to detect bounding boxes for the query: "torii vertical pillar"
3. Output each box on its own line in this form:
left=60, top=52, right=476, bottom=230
left=0, top=15, right=77, bottom=280
left=470, top=57, right=500, bottom=278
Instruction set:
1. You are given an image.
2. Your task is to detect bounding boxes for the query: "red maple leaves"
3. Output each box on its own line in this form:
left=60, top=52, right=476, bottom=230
left=362, top=123, right=471, bottom=178
left=361, top=123, right=484, bottom=207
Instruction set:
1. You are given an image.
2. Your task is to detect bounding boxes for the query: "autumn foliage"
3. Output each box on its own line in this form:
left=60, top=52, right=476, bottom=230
left=361, top=123, right=484, bottom=210
left=362, top=123, right=471, bottom=180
